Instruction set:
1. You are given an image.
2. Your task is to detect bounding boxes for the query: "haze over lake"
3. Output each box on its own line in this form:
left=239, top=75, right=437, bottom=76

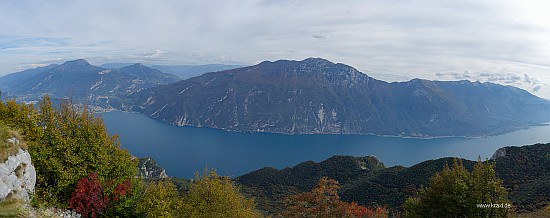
left=102, top=111, right=550, bottom=179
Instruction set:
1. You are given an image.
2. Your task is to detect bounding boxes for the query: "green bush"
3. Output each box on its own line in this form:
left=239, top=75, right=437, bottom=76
left=0, top=96, right=137, bottom=208
left=137, top=180, right=182, bottom=217
left=104, top=176, right=146, bottom=217
left=182, top=169, right=261, bottom=218
left=404, top=159, right=510, bottom=218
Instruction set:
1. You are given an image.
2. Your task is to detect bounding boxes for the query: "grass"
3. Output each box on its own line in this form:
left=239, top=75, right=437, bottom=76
left=0, top=199, right=65, bottom=218
left=0, top=199, right=27, bottom=217
left=511, top=205, right=550, bottom=218
left=0, top=124, right=27, bottom=162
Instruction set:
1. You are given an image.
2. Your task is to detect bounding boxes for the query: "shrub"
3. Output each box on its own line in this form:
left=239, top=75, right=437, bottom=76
left=182, top=168, right=261, bottom=218
left=69, top=172, right=108, bottom=218
left=137, top=180, right=182, bottom=217
left=404, top=159, right=510, bottom=218
left=280, top=177, right=387, bottom=218
left=0, top=96, right=137, bottom=207
left=69, top=172, right=141, bottom=218
left=103, top=176, right=145, bottom=217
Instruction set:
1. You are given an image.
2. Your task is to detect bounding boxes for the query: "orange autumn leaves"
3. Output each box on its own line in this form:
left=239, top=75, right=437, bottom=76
left=280, top=177, right=387, bottom=218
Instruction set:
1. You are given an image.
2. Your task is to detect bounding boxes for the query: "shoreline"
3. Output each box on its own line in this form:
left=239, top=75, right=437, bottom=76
left=100, top=109, right=549, bottom=140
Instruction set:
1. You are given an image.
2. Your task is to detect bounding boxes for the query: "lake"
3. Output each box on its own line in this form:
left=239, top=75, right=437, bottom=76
left=101, top=111, right=550, bottom=178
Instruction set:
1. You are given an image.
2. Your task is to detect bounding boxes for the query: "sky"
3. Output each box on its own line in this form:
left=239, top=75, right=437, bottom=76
left=1, top=0, right=550, bottom=98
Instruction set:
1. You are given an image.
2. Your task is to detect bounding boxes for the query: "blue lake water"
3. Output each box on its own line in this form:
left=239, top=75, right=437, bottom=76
left=101, top=111, right=550, bottom=179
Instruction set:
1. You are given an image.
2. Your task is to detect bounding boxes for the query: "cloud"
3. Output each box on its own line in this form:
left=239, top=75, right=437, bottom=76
left=1, top=0, right=550, bottom=97
left=132, top=49, right=165, bottom=58
left=312, top=34, right=326, bottom=40
left=436, top=71, right=546, bottom=93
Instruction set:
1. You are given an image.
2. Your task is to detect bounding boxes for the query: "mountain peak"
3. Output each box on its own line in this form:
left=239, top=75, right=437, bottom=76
left=121, top=63, right=145, bottom=69
left=259, top=58, right=335, bottom=67
left=62, top=59, right=91, bottom=67
left=302, top=57, right=334, bottom=65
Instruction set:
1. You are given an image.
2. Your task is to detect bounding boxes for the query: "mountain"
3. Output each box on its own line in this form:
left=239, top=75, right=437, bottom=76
left=99, top=63, right=244, bottom=79
left=1, top=59, right=179, bottom=108
left=124, top=58, right=550, bottom=137
left=148, top=64, right=244, bottom=79
left=0, top=64, right=59, bottom=87
left=99, top=63, right=135, bottom=69
left=236, top=143, right=550, bottom=214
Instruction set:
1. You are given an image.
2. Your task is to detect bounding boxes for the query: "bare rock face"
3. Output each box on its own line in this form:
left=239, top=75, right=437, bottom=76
left=491, top=147, right=507, bottom=160
left=137, top=157, right=168, bottom=179
left=0, top=147, right=36, bottom=202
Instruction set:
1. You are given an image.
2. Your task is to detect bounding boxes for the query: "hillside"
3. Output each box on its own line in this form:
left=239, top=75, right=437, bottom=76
left=0, top=64, right=59, bottom=87
left=125, top=58, right=550, bottom=137
left=0, top=60, right=179, bottom=108
left=236, top=143, right=550, bottom=214
left=149, top=64, right=244, bottom=79
left=99, top=63, right=243, bottom=79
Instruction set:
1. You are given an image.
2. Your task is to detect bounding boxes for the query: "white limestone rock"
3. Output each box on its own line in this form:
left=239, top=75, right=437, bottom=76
left=0, top=148, right=36, bottom=202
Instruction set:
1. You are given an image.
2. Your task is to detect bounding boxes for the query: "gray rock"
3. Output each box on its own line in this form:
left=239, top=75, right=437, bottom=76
left=0, top=148, right=36, bottom=202
left=5, top=137, right=20, bottom=145
left=490, top=147, right=508, bottom=160
left=137, top=157, right=168, bottom=179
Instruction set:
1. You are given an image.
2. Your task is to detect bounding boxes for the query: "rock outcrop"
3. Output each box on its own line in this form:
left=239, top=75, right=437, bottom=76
left=137, top=157, right=168, bottom=179
left=0, top=146, right=36, bottom=202
left=490, top=147, right=507, bottom=160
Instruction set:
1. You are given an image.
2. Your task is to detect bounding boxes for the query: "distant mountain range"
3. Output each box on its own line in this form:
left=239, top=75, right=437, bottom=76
left=2, top=58, right=549, bottom=137
left=236, top=143, right=550, bottom=214
left=99, top=63, right=243, bottom=79
left=0, top=59, right=179, bottom=108
left=0, top=64, right=59, bottom=86
left=124, top=58, right=550, bottom=137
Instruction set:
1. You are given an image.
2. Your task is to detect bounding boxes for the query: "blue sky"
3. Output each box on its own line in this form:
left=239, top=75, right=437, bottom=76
left=1, top=0, right=550, bottom=98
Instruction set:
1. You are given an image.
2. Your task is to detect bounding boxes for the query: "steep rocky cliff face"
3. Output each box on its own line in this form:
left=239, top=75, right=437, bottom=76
left=0, top=146, right=36, bottom=202
left=137, top=157, right=168, bottom=179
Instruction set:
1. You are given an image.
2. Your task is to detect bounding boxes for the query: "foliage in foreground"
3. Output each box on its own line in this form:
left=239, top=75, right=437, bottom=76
left=69, top=172, right=136, bottom=218
left=0, top=96, right=137, bottom=208
left=137, top=179, right=183, bottom=217
left=280, top=177, right=388, bottom=218
left=404, top=159, right=510, bottom=218
left=137, top=169, right=261, bottom=218
left=182, top=169, right=261, bottom=218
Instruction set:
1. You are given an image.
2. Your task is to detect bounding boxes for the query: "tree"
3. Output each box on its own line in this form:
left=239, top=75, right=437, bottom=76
left=69, top=172, right=108, bottom=218
left=404, top=159, right=510, bottom=218
left=182, top=168, right=261, bottom=218
left=137, top=180, right=182, bottom=218
left=0, top=96, right=137, bottom=207
left=280, top=177, right=387, bottom=218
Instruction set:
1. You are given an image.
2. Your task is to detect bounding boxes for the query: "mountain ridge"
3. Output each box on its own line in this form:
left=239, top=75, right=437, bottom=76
left=0, top=59, right=180, bottom=108
left=125, top=57, right=550, bottom=137
left=236, top=143, right=550, bottom=214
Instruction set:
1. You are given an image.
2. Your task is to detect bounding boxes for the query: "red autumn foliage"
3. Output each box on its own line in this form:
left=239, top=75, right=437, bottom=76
left=280, top=177, right=387, bottom=218
left=111, top=179, right=131, bottom=201
left=69, top=172, right=107, bottom=218
left=69, top=172, right=132, bottom=218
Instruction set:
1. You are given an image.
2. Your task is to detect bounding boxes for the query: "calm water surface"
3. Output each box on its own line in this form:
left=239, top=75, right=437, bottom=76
left=101, top=111, right=550, bottom=178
